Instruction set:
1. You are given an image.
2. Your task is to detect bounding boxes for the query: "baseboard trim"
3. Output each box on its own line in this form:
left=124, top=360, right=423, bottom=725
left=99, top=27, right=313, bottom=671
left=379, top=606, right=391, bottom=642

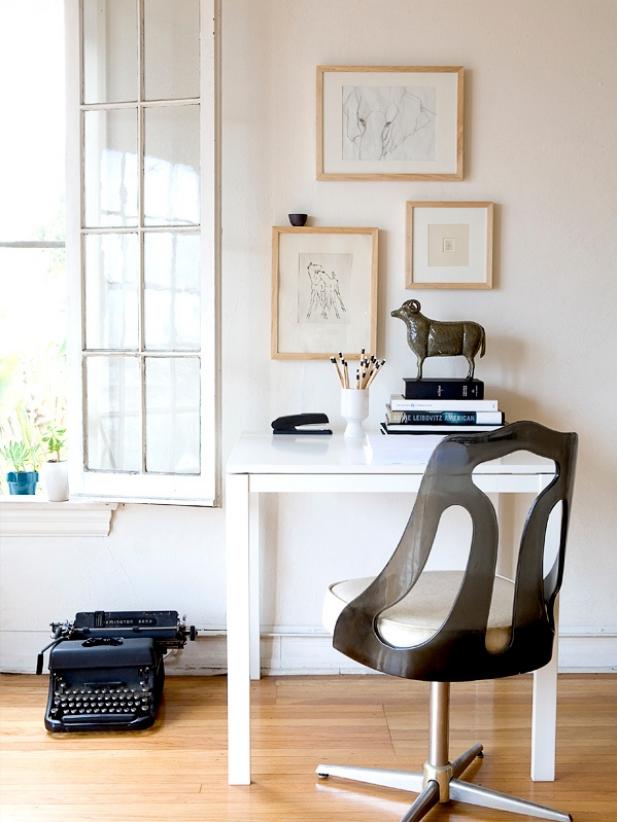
left=557, top=631, right=617, bottom=672
left=3, top=628, right=615, bottom=675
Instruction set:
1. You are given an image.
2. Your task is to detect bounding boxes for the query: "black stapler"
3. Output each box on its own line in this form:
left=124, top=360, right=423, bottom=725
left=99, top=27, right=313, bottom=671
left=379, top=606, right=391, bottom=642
left=271, top=413, right=332, bottom=435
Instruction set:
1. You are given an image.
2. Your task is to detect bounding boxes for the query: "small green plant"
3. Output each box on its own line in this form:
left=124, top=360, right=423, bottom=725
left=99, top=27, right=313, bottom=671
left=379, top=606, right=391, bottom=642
left=0, top=407, right=44, bottom=474
left=42, top=423, right=66, bottom=462
left=0, top=439, right=40, bottom=472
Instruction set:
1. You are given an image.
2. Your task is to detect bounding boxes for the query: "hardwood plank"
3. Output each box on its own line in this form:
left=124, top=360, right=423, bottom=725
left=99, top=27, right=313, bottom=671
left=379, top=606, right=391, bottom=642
left=1, top=673, right=616, bottom=821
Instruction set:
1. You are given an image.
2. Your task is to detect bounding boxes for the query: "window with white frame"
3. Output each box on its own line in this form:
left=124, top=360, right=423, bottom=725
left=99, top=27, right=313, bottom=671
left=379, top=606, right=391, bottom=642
left=0, top=1, right=68, bottom=494
left=66, top=0, right=218, bottom=505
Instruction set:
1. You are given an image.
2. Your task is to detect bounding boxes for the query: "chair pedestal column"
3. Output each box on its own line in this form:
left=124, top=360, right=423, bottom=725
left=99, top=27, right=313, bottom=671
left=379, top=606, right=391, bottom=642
left=423, top=681, right=452, bottom=802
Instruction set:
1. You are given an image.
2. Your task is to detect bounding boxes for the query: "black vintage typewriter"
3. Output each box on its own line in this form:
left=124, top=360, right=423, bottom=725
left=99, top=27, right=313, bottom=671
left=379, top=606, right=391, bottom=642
left=38, top=610, right=196, bottom=732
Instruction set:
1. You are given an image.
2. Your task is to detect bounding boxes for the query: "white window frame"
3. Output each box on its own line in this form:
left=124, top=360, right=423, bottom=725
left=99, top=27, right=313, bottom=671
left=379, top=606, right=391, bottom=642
left=65, top=0, right=219, bottom=506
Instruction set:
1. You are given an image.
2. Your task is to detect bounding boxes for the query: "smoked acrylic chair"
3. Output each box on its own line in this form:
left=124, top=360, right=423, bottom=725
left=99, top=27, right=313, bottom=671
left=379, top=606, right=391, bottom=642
left=317, top=421, right=577, bottom=822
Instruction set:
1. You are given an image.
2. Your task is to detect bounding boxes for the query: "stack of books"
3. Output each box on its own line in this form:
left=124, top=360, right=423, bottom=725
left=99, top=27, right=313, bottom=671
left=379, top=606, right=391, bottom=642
left=381, top=378, right=504, bottom=435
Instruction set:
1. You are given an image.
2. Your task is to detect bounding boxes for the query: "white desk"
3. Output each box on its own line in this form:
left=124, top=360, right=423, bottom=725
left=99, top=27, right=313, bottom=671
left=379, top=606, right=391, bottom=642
left=225, top=432, right=560, bottom=786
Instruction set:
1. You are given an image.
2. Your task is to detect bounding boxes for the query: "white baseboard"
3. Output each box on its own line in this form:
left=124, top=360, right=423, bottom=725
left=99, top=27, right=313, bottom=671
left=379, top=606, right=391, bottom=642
left=3, top=628, right=615, bottom=675
left=168, top=628, right=617, bottom=675
left=557, top=630, right=617, bottom=672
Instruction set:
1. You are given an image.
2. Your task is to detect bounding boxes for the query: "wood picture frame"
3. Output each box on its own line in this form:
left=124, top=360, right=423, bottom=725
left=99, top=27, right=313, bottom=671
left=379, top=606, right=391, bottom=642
left=405, top=201, right=494, bottom=290
left=316, top=65, right=464, bottom=181
left=271, top=227, right=378, bottom=360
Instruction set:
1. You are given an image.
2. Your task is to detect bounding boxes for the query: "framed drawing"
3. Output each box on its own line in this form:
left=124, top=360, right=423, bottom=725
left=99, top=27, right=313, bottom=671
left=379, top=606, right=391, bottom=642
left=317, top=65, right=464, bottom=181
left=405, top=201, right=494, bottom=290
left=271, top=227, right=378, bottom=359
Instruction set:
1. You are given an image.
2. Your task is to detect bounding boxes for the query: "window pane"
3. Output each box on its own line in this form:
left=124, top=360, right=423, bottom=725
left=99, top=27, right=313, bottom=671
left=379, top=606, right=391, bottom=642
left=85, top=233, right=139, bottom=350
left=0, top=1, right=65, bottom=241
left=144, top=0, right=199, bottom=101
left=0, top=247, right=67, bottom=357
left=82, top=0, right=138, bottom=104
left=145, top=357, right=200, bottom=473
left=84, top=108, right=138, bottom=227
left=86, top=356, right=140, bottom=471
left=143, top=105, right=200, bottom=226
left=144, top=232, right=200, bottom=351
left=0, top=249, right=68, bottom=480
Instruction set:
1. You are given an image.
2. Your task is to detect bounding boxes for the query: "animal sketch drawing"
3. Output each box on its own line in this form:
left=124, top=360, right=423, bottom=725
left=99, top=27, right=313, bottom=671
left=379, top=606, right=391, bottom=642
left=391, top=299, right=486, bottom=379
left=305, top=261, right=347, bottom=321
left=342, top=86, right=436, bottom=162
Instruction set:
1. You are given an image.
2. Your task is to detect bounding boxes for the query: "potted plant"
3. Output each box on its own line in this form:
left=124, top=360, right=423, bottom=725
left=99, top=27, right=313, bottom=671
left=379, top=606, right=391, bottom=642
left=41, top=423, right=68, bottom=501
left=0, top=439, right=41, bottom=495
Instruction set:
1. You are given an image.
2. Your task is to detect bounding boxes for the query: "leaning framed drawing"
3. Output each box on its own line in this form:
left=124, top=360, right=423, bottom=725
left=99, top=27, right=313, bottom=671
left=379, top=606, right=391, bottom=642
left=405, top=201, right=494, bottom=289
left=317, top=65, right=464, bottom=181
left=271, top=227, right=378, bottom=359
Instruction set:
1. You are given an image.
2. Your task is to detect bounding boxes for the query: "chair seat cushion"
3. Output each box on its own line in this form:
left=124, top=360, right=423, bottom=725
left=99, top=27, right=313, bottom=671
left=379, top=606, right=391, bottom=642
left=323, top=571, right=515, bottom=653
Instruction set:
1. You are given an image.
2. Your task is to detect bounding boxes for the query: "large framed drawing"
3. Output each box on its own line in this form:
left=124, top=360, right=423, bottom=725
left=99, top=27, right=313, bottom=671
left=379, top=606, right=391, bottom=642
left=406, top=201, right=494, bottom=289
left=272, top=227, right=378, bottom=359
left=317, top=65, right=464, bottom=181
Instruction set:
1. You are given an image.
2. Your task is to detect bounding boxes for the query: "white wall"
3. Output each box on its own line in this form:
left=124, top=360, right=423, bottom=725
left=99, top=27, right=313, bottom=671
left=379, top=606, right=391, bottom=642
left=1, top=0, right=616, bottom=672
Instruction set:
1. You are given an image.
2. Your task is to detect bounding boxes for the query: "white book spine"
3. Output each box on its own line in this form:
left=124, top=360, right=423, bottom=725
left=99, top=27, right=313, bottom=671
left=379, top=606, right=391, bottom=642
left=383, top=423, right=502, bottom=433
left=390, top=397, right=499, bottom=412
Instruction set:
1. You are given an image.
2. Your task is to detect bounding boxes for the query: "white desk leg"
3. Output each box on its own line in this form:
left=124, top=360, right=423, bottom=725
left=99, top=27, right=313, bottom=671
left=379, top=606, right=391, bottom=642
left=531, top=600, right=559, bottom=782
left=249, top=492, right=261, bottom=680
left=226, top=473, right=251, bottom=785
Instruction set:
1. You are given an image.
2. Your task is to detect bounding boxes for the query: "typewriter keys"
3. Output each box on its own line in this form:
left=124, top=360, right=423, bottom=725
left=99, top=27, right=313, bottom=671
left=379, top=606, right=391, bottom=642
left=47, top=679, right=156, bottom=725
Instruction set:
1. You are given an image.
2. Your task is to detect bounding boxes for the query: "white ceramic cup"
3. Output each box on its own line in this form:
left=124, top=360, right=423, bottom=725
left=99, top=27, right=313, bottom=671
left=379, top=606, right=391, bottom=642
left=341, top=388, right=369, bottom=438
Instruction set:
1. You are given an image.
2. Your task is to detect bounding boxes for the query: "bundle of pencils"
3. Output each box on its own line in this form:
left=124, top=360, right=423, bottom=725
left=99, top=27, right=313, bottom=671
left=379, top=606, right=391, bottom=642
left=330, top=350, right=386, bottom=390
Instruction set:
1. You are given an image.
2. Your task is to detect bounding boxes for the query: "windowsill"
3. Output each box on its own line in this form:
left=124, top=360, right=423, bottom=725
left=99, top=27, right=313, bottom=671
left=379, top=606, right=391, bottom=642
left=0, top=496, right=118, bottom=537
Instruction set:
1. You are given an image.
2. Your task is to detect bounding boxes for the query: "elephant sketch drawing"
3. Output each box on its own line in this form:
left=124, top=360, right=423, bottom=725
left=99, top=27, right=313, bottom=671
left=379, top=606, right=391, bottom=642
left=297, top=253, right=351, bottom=324
left=342, top=85, right=436, bottom=162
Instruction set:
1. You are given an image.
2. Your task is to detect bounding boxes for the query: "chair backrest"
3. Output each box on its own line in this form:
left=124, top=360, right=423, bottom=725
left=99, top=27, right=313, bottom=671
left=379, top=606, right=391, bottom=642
left=333, top=421, right=578, bottom=682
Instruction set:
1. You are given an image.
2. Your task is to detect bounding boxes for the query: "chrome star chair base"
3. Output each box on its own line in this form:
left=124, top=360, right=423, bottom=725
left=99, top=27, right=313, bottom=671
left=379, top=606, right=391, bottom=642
left=317, top=682, right=572, bottom=822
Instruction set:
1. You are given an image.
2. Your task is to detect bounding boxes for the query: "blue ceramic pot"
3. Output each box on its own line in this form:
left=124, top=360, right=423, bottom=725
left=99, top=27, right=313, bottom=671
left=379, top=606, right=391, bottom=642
left=7, top=471, right=39, bottom=495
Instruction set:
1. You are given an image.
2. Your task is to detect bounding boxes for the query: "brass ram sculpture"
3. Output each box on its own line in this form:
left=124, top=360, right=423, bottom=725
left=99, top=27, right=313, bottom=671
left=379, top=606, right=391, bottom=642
left=391, top=299, right=486, bottom=380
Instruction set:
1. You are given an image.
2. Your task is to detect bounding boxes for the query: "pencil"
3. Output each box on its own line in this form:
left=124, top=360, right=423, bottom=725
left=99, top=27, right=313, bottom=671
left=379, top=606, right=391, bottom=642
left=330, top=356, right=344, bottom=387
left=366, top=359, right=386, bottom=387
left=366, top=363, right=378, bottom=387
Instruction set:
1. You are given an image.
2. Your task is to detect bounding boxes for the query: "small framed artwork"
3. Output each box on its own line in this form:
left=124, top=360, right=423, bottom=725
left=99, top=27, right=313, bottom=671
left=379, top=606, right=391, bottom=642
left=405, top=201, right=494, bottom=289
left=316, top=65, right=464, bottom=181
left=271, top=227, right=378, bottom=359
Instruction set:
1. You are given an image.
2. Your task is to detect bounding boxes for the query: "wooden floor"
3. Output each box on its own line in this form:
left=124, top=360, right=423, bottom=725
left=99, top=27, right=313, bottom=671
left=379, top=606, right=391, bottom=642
left=1, top=674, right=616, bottom=822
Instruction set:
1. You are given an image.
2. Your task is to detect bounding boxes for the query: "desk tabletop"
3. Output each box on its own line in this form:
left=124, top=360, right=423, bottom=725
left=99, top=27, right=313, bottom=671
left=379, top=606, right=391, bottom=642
left=226, top=432, right=556, bottom=476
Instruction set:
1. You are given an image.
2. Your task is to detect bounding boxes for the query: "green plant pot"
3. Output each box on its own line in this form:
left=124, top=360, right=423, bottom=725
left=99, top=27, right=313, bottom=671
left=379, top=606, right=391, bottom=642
left=7, top=471, right=39, bottom=495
